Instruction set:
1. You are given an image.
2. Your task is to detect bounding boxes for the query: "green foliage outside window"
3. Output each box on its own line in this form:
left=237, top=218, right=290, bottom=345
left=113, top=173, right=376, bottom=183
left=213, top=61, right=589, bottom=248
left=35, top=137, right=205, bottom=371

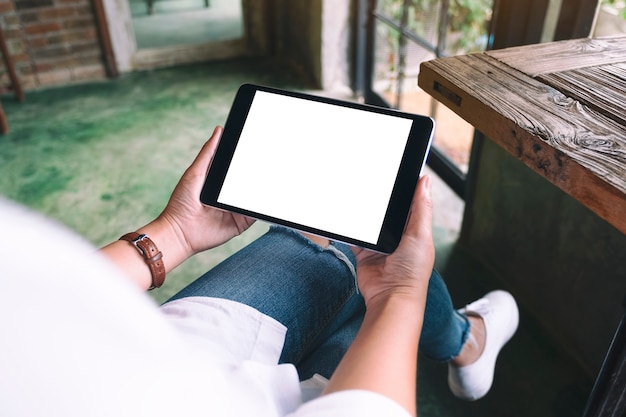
left=448, top=0, right=492, bottom=51
left=602, top=0, right=626, bottom=19
left=378, top=0, right=492, bottom=55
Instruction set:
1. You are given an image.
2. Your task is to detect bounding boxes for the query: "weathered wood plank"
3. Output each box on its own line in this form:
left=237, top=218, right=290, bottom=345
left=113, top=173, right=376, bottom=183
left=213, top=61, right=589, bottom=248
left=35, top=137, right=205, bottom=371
left=486, top=37, right=626, bottom=77
left=538, top=63, right=626, bottom=127
left=418, top=53, right=626, bottom=234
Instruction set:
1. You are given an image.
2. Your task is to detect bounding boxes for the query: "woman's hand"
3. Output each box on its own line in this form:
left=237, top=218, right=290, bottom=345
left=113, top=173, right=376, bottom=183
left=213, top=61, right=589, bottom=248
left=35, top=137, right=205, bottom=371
left=323, top=176, right=434, bottom=416
left=352, top=175, right=435, bottom=308
left=100, top=126, right=255, bottom=290
left=157, top=126, right=256, bottom=258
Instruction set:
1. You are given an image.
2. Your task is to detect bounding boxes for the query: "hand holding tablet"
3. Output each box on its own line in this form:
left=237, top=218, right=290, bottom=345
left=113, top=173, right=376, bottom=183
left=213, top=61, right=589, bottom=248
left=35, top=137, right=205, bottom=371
left=200, top=84, right=434, bottom=254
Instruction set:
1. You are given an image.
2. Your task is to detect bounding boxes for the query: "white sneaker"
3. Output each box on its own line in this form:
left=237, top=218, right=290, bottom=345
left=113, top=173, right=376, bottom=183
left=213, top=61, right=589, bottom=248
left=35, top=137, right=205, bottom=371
left=447, top=290, right=519, bottom=400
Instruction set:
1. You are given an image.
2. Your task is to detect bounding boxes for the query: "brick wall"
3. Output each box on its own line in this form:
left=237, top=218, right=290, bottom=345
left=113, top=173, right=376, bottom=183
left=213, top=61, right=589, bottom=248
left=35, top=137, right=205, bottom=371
left=0, top=0, right=107, bottom=90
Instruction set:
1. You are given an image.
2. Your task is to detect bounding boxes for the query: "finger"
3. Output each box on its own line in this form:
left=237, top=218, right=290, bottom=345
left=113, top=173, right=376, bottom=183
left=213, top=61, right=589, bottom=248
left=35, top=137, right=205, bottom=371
left=350, top=245, right=368, bottom=262
left=403, top=175, right=433, bottom=241
left=189, top=126, right=223, bottom=176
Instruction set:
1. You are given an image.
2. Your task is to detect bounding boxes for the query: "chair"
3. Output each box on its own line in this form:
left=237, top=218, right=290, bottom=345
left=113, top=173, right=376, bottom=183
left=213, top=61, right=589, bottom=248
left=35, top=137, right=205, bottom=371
left=0, top=24, right=24, bottom=135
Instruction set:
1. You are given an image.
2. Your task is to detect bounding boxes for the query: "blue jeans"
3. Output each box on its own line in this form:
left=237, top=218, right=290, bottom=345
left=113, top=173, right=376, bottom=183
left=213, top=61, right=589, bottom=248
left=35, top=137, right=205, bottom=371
left=168, top=226, right=470, bottom=380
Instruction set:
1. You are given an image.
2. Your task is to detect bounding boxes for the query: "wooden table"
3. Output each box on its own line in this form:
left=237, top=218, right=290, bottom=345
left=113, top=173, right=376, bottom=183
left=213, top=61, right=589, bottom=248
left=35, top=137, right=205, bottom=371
left=418, top=36, right=626, bottom=417
left=419, top=36, right=626, bottom=235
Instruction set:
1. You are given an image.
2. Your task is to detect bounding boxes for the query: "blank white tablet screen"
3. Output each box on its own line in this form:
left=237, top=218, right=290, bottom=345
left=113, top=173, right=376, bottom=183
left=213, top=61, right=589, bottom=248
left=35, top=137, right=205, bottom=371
left=217, top=91, right=413, bottom=245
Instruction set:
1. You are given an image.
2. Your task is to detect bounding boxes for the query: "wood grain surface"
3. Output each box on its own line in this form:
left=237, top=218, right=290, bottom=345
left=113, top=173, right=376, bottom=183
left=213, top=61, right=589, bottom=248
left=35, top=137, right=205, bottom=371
left=537, top=63, right=626, bottom=127
left=486, top=37, right=626, bottom=76
left=418, top=38, right=626, bottom=234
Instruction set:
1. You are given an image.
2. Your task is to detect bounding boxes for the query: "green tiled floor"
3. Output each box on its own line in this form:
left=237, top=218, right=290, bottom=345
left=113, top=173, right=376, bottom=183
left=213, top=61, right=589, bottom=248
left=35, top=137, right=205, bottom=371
left=0, top=58, right=593, bottom=416
left=0, top=58, right=302, bottom=302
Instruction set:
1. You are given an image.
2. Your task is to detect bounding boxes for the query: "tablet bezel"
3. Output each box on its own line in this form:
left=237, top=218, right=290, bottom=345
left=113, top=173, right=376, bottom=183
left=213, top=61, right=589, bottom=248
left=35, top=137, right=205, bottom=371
left=200, top=83, right=434, bottom=254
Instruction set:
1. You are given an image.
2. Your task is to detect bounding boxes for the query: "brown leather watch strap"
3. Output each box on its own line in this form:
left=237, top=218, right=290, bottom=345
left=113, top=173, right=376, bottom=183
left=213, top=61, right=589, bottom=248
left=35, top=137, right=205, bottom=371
left=119, top=232, right=166, bottom=290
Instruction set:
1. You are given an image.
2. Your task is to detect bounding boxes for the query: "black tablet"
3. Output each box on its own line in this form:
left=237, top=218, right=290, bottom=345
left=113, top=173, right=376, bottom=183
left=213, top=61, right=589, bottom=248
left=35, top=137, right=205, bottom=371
left=200, top=84, right=434, bottom=254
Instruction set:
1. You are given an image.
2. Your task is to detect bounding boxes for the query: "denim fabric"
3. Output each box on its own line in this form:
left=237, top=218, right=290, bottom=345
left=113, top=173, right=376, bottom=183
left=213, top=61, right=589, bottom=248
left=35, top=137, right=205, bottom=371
left=168, top=226, right=469, bottom=379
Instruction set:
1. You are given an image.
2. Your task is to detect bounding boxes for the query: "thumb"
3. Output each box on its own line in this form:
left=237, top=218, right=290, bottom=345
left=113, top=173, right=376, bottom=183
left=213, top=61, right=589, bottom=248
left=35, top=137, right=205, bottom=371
left=189, top=126, right=223, bottom=177
left=404, top=175, right=433, bottom=242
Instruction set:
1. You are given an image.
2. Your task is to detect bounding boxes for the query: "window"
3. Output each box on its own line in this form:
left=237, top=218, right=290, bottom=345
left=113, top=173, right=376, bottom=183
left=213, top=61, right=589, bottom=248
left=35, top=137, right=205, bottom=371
left=358, top=0, right=493, bottom=197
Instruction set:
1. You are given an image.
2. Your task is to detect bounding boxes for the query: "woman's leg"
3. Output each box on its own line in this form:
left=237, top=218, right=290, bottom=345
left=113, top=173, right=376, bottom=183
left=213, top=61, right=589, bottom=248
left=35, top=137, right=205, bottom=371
left=167, top=226, right=363, bottom=373
left=298, top=269, right=472, bottom=380
left=169, top=226, right=470, bottom=377
left=419, top=269, right=471, bottom=361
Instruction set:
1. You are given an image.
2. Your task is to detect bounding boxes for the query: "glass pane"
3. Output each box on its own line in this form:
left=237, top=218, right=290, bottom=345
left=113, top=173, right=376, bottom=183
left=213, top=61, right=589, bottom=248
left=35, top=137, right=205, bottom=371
left=595, top=0, right=626, bottom=37
left=129, top=0, right=244, bottom=49
left=372, top=0, right=492, bottom=173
